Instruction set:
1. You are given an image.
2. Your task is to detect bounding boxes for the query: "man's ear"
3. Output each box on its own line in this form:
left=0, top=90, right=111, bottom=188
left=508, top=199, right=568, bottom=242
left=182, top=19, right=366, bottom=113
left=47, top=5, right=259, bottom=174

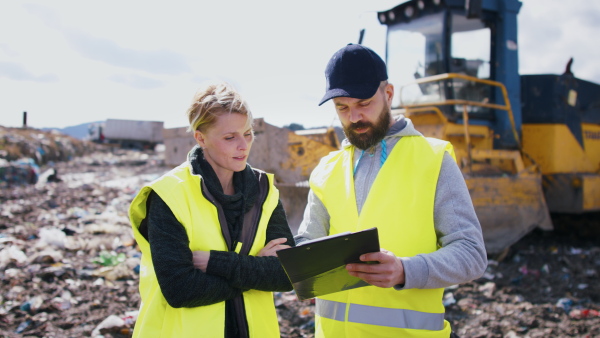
left=194, top=130, right=206, bottom=148
left=385, top=83, right=395, bottom=105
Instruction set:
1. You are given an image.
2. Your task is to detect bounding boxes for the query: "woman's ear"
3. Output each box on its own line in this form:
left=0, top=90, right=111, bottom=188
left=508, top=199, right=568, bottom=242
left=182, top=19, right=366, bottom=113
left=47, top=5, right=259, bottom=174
left=194, top=130, right=206, bottom=148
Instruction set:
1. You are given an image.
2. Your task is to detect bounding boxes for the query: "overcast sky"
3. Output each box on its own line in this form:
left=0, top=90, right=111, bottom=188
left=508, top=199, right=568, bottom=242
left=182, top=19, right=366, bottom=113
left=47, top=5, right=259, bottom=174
left=1, top=0, right=599, bottom=130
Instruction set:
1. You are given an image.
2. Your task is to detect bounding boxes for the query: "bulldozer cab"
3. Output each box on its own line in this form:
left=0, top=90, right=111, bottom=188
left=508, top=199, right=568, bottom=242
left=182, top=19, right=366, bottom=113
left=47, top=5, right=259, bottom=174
left=375, top=0, right=522, bottom=149
left=396, top=12, right=493, bottom=120
left=362, top=0, right=555, bottom=254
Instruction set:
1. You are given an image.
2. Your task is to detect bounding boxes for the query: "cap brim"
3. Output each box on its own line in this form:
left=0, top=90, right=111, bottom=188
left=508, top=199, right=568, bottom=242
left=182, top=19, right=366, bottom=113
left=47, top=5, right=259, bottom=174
left=318, top=82, right=380, bottom=106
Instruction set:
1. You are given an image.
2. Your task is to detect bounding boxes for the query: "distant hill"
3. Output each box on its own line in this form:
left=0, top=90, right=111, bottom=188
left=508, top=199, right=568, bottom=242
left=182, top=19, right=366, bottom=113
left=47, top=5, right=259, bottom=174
left=43, top=121, right=103, bottom=140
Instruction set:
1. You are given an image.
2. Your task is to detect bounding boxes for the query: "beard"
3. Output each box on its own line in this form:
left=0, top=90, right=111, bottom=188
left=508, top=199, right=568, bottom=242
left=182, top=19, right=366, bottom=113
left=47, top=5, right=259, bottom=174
left=343, top=104, right=391, bottom=150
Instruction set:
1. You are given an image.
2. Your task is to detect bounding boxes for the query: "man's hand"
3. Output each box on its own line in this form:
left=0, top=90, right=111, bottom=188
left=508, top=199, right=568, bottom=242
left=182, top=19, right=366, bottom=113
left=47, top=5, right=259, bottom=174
left=192, top=250, right=210, bottom=272
left=345, top=249, right=405, bottom=288
left=258, top=238, right=291, bottom=257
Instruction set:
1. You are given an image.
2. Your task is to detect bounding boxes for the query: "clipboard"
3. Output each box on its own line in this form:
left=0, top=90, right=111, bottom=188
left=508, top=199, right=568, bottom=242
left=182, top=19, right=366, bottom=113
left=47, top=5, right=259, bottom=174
left=276, top=227, right=380, bottom=300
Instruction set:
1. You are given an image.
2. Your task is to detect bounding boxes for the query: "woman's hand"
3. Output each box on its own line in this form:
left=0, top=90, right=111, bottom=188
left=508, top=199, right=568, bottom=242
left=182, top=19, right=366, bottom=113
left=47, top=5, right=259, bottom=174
left=258, top=238, right=290, bottom=257
left=192, top=250, right=211, bottom=272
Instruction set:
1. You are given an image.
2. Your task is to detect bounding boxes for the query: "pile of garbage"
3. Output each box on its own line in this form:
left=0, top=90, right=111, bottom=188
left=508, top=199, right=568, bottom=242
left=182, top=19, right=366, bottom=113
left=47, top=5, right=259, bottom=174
left=444, top=227, right=600, bottom=337
left=0, top=132, right=598, bottom=337
left=0, top=158, right=40, bottom=186
left=0, top=149, right=162, bottom=337
left=0, top=126, right=98, bottom=187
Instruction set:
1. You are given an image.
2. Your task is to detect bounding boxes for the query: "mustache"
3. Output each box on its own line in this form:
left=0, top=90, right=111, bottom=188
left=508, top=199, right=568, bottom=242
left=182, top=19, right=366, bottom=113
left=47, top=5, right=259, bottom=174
left=349, top=121, right=373, bottom=131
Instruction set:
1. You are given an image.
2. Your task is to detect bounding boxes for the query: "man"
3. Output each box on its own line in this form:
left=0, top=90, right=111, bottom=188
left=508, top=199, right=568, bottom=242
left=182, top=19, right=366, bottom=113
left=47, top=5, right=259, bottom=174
left=295, top=43, right=487, bottom=337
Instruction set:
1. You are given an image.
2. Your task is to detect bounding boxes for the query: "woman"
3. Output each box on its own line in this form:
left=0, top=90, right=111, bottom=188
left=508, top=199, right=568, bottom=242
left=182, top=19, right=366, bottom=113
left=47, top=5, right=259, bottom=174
left=129, top=83, right=294, bottom=337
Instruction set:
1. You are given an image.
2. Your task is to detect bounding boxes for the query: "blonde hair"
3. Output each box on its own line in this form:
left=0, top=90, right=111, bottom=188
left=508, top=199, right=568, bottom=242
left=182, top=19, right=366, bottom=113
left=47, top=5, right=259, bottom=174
left=186, top=83, right=253, bottom=132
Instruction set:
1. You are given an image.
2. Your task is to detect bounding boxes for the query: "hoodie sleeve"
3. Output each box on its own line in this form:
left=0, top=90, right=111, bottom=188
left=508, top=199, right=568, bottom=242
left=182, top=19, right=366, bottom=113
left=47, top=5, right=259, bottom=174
left=294, top=189, right=331, bottom=245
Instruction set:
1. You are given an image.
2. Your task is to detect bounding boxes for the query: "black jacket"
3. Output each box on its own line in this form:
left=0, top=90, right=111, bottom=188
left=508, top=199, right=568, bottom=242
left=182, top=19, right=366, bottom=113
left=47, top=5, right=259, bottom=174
left=140, top=146, right=294, bottom=337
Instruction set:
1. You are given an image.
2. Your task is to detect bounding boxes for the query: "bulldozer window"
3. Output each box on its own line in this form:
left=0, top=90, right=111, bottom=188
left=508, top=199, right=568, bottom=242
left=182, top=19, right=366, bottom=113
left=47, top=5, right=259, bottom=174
left=450, top=14, right=490, bottom=79
left=386, top=13, right=445, bottom=108
left=450, top=13, right=492, bottom=117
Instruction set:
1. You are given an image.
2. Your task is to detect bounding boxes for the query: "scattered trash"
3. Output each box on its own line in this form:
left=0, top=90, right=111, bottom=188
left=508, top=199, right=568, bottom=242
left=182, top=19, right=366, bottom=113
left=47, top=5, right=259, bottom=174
left=481, top=271, right=495, bottom=280
left=519, top=265, right=528, bottom=274
left=93, top=263, right=132, bottom=281
left=541, top=263, right=550, bottom=274
left=121, top=310, right=139, bottom=325
left=14, top=319, right=32, bottom=334
left=443, top=292, right=456, bottom=306
left=478, top=282, right=496, bottom=298
left=90, top=314, right=127, bottom=337
left=0, top=245, right=28, bottom=268
left=300, top=320, right=315, bottom=330
left=569, top=247, right=583, bottom=255
left=0, top=157, right=39, bottom=186
left=92, top=250, right=126, bottom=267
left=569, top=308, right=600, bottom=319
left=0, top=144, right=164, bottom=337
left=20, top=296, right=44, bottom=314
left=38, top=228, right=67, bottom=248
left=556, top=298, right=573, bottom=313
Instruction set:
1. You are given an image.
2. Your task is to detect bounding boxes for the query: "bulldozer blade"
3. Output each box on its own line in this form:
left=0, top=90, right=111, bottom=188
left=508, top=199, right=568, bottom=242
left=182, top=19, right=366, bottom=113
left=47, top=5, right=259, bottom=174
left=466, top=174, right=553, bottom=254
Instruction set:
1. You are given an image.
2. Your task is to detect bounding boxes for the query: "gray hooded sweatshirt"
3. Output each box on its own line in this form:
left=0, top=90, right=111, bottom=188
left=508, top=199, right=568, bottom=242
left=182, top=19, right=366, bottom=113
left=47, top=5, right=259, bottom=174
left=295, top=115, right=487, bottom=290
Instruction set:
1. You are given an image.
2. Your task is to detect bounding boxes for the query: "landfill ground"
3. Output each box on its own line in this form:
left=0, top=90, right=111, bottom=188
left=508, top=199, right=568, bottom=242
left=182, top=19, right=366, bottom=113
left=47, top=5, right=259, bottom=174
left=1, top=146, right=599, bottom=337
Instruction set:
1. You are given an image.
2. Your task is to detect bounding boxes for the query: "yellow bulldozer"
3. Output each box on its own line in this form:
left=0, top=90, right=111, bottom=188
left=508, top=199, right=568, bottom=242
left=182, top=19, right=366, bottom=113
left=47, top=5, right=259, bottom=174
left=359, top=0, right=600, bottom=253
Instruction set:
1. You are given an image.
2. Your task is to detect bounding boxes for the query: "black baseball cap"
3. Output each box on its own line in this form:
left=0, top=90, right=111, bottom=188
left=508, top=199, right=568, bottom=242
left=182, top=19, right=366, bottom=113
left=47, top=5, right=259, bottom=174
left=318, top=43, right=388, bottom=106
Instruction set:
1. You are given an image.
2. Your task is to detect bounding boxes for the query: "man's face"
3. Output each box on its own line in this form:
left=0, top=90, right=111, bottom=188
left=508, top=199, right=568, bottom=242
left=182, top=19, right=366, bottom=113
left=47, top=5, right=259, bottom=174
left=333, top=84, right=394, bottom=150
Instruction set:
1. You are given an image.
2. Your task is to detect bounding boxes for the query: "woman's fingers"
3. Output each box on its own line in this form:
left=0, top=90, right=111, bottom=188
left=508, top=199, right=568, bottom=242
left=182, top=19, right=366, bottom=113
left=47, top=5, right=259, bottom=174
left=258, top=238, right=290, bottom=257
left=267, top=238, right=288, bottom=248
left=192, top=251, right=210, bottom=272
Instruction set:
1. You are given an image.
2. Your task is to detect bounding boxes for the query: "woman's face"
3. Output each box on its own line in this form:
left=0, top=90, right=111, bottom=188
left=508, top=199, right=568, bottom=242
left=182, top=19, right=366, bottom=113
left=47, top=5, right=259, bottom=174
left=194, top=113, right=253, bottom=175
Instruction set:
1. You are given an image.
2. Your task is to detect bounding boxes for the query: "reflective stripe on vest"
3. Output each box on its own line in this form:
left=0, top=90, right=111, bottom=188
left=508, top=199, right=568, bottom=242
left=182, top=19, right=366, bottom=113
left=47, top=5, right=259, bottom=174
left=316, top=299, right=444, bottom=331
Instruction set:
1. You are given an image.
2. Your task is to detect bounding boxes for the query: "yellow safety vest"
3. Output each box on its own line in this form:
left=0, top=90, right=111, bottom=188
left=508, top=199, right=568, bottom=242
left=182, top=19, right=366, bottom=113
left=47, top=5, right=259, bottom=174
left=129, top=162, right=280, bottom=338
left=310, top=136, right=455, bottom=338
